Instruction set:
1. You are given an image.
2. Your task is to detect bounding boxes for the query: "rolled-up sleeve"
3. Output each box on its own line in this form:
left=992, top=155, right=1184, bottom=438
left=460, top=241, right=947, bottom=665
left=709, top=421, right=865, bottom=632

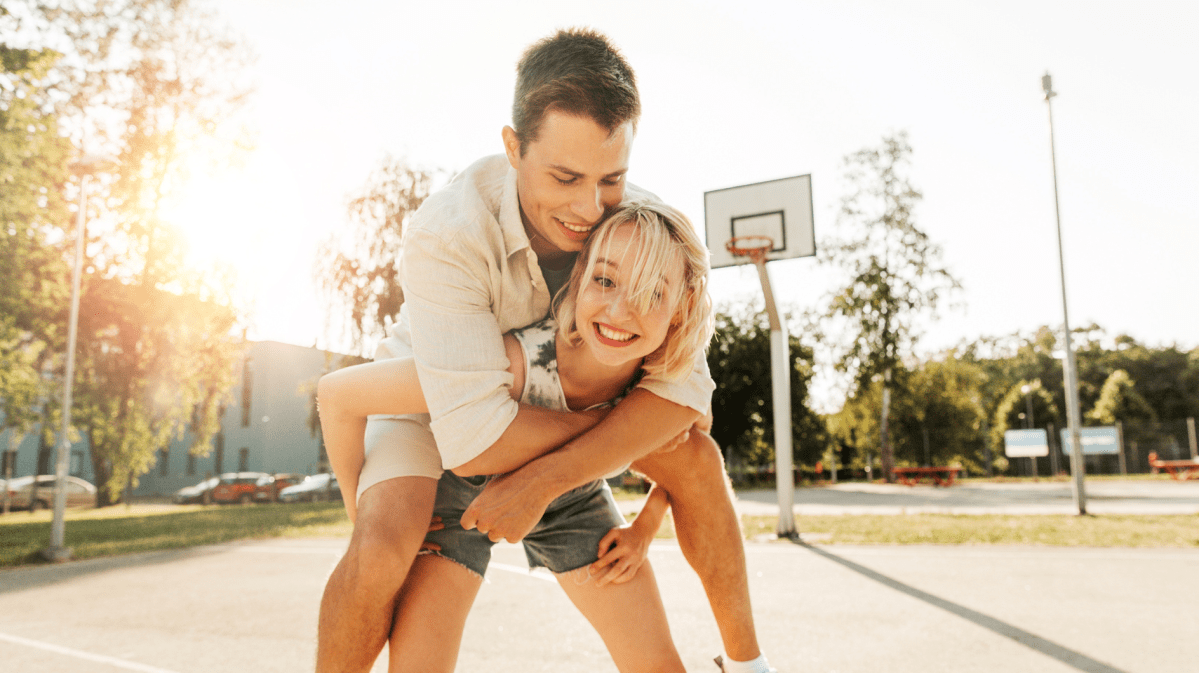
left=637, top=351, right=715, bottom=414
left=403, top=227, right=519, bottom=469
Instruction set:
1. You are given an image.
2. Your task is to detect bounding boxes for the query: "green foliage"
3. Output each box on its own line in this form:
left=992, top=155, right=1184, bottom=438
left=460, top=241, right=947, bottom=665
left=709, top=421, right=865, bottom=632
left=315, top=157, right=440, bottom=355
left=706, top=305, right=828, bottom=473
left=1087, top=369, right=1156, bottom=426
left=990, top=379, right=1059, bottom=452
left=829, top=354, right=988, bottom=474
left=1, top=1, right=254, bottom=505
left=0, top=46, right=72, bottom=443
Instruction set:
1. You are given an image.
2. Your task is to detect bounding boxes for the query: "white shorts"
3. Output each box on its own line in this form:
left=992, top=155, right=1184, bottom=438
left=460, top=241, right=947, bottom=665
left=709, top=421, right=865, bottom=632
left=358, top=413, right=443, bottom=503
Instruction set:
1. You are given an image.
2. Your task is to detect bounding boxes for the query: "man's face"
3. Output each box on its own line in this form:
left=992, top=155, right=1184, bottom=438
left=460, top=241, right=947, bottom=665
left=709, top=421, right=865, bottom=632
left=503, top=111, right=633, bottom=267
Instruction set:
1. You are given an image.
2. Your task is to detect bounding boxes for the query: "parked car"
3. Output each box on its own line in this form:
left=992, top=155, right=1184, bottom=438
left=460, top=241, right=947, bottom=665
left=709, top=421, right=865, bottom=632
left=277, top=473, right=341, bottom=503
left=2, top=475, right=97, bottom=511
left=209, top=472, right=271, bottom=504
left=173, top=477, right=220, bottom=505
left=254, top=472, right=307, bottom=503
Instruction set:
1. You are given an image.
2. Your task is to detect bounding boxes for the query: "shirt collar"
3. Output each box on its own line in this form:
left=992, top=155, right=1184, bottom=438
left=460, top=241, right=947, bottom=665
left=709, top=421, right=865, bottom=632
left=499, top=164, right=532, bottom=257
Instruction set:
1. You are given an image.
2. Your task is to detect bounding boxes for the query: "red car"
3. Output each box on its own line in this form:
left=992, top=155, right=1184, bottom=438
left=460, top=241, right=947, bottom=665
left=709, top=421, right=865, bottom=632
left=209, top=472, right=271, bottom=504
left=254, top=473, right=306, bottom=503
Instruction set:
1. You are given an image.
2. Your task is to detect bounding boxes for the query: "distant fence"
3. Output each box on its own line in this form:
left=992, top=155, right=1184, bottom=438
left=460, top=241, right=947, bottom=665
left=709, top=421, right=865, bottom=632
left=1023, top=418, right=1197, bottom=477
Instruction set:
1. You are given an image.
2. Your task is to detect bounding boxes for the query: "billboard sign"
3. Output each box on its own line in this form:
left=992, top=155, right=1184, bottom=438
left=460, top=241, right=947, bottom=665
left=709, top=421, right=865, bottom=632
left=1060, top=426, right=1120, bottom=456
left=1004, top=429, right=1049, bottom=458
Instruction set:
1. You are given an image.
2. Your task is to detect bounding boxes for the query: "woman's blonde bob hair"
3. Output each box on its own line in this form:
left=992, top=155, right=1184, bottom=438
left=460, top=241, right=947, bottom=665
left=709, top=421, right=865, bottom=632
left=553, top=200, right=714, bottom=382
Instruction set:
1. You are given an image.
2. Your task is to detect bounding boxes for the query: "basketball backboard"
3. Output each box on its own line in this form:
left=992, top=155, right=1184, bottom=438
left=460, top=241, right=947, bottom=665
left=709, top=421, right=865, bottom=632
left=704, top=174, right=815, bottom=269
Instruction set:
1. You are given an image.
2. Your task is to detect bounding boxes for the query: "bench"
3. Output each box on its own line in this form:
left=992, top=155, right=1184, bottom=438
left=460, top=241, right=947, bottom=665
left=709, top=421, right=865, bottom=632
left=892, top=466, right=962, bottom=487
left=1148, top=452, right=1199, bottom=481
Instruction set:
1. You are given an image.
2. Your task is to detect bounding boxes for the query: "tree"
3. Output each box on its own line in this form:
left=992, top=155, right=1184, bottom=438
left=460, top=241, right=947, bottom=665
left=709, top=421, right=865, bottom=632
left=821, top=132, right=960, bottom=481
left=0, top=45, right=73, bottom=459
left=5, top=1, right=254, bottom=504
left=1086, top=369, right=1155, bottom=426
left=706, top=305, right=828, bottom=478
left=990, top=379, right=1060, bottom=471
left=316, top=156, right=441, bottom=355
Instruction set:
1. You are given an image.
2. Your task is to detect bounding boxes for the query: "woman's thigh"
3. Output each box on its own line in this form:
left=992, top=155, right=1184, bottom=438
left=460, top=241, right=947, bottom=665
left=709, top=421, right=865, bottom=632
left=555, top=561, right=684, bottom=673
left=388, top=554, right=484, bottom=673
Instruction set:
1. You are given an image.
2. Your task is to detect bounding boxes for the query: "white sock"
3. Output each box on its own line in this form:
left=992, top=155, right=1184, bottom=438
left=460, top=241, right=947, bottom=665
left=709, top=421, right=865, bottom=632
left=720, top=653, right=774, bottom=673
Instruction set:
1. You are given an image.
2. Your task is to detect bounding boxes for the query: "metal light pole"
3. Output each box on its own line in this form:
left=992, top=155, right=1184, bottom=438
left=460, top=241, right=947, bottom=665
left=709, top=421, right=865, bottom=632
left=1042, top=72, right=1087, bottom=515
left=1021, top=384, right=1037, bottom=480
left=43, top=153, right=119, bottom=562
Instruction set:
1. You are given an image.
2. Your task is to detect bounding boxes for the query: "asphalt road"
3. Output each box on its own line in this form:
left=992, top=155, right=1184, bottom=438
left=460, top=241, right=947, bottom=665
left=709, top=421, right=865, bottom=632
left=1, top=480, right=1196, bottom=672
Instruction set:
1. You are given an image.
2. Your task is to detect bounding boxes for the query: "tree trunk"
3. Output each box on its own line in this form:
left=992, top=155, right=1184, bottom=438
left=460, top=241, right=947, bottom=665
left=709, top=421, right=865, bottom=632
left=880, top=383, right=895, bottom=482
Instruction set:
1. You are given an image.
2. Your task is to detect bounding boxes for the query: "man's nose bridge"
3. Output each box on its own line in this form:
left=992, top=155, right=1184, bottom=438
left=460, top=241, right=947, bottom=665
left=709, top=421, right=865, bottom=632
left=574, top=181, right=603, bottom=220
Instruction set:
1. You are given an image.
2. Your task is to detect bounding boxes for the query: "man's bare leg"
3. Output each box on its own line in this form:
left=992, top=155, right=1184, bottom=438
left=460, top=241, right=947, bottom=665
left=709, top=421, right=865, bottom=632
left=316, top=476, right=438, bottom=673
left=632, top=432, right=760, bottom=662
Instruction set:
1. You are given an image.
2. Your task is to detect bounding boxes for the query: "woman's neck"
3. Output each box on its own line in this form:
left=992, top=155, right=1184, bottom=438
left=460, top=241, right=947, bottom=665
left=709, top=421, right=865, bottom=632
left=555, top=333, right=642, bottom=410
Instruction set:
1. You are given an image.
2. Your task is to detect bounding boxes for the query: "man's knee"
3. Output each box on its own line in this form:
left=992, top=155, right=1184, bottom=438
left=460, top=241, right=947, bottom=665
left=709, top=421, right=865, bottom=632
left=636, top=431, right=729, bottom=494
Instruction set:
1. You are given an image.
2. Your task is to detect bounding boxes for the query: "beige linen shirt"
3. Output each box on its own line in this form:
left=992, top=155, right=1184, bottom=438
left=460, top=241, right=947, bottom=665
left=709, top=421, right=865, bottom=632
left=378, top=154, right=715, bottom=470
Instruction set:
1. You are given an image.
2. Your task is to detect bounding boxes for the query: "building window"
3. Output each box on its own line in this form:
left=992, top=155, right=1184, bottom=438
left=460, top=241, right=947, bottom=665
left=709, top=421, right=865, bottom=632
left=241, top=359, right=253, bottom=427
left=187, top=451, right=196, bottom=476
left=214, top=432, right=225, bottom=474
left=2, top=450, right=16, bottom=477
left=70, top=451, right=84, bottom=476
left=159, top=448, right=169, bottom=476
left=238, top=447, right=249, bottom=472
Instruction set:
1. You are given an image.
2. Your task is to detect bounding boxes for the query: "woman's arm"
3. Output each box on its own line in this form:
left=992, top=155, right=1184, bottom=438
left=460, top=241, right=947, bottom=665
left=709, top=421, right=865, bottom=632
left=588, top=481, right=671, bottom=586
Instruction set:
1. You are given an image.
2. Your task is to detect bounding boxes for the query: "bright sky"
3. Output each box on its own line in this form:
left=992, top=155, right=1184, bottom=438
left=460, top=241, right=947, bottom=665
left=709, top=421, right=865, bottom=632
left=169, top=0, right=1198, bottom=370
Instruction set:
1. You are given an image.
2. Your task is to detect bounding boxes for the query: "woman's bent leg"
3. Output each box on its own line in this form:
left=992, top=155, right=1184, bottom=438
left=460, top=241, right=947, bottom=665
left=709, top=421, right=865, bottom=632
left=388, top=554, right=484, bottom=673
left=555, top=561, right=684, bottom=673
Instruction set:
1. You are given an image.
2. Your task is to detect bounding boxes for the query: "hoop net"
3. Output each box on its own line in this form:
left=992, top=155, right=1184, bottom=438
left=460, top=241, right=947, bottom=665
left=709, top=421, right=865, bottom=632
left=725, top=235, right=774, bottom=264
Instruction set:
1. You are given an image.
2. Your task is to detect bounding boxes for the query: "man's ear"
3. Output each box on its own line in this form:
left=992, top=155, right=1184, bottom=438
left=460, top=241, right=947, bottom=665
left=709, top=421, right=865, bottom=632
left=501, top=126, right=521, bottom=169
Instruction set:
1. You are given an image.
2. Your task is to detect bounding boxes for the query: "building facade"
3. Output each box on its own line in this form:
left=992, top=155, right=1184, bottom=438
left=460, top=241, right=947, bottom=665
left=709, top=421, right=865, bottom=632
left=1, top=341, right=353, bottom=498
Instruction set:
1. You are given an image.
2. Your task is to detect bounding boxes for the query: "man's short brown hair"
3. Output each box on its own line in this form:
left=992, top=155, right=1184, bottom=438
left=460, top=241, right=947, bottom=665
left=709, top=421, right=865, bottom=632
left=512, top=28, right=640, bottom=154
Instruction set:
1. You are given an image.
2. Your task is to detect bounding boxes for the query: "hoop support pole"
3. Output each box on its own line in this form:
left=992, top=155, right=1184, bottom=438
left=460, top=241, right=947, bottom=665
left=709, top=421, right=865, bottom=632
left=753, top=257, right=796, bottom=538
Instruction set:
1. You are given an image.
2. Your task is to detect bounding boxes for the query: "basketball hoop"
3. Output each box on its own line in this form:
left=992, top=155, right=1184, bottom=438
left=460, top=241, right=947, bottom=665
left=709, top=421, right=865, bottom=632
left=725, top=235, right=774, bottom=264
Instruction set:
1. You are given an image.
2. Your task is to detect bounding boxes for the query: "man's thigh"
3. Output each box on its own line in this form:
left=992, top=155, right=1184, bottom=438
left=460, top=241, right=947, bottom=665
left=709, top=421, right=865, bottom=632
left=360, top=414, right=443, bottom=503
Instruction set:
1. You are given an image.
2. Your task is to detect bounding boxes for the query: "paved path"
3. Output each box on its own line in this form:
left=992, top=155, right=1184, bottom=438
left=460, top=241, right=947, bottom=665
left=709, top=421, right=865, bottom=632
left=1, top=535, right=1196, bottom=672
left=2, top=480, right=1196, bottom=672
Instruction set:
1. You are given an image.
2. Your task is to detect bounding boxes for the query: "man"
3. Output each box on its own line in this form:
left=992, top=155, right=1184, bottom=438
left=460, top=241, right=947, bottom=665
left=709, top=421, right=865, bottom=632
left=317, top=29, right=776, bottom=673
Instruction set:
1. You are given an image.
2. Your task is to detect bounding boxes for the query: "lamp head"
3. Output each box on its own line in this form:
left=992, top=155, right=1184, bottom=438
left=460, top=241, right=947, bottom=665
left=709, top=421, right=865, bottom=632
left=70, top=153, right=121, bottom=176
left=1041, top=72, right=1056, bottom=100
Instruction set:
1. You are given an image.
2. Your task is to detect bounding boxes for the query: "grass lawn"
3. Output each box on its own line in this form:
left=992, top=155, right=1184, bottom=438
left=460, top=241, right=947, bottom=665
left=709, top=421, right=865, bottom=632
left=3, top=492, right=1197, bottom=569
left=739, top=513, right=1199, bottom=547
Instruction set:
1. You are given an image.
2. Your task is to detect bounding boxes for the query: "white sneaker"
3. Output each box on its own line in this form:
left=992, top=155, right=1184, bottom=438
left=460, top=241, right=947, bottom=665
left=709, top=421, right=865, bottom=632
left=713, top=655, right=779, bottom=673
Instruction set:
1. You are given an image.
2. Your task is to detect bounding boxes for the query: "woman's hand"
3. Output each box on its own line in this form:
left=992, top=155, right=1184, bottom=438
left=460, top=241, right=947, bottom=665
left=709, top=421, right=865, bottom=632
left=589, top=522, right=653, bottom=586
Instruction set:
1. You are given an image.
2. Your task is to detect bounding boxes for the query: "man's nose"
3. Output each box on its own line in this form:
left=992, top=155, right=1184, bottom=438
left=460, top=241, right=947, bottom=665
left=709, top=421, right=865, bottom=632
left=571, top=184, right=604, bottom=224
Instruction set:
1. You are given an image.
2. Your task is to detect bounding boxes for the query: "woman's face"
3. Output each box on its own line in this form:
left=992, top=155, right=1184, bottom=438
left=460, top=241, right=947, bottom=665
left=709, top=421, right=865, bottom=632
left=573, top=224, right=683, bottom=369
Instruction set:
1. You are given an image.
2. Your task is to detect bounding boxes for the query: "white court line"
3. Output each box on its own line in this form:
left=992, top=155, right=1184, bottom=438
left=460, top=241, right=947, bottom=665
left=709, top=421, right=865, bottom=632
left=488, top=562, right=556, bottom=582
left=0, top=631, right=181, bottom=673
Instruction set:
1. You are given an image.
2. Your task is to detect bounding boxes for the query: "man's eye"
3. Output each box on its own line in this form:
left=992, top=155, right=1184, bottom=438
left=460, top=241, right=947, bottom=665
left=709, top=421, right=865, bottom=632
left=601, top=177, right=623, bottom=187
left=554, top=175, right=577, bottom=186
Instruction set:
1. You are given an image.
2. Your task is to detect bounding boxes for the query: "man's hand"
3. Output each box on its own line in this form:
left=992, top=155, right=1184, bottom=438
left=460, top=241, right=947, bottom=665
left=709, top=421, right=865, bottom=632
left=460, top=471, right=553, bottom=543
left=651, top=409, right=713, bottom=456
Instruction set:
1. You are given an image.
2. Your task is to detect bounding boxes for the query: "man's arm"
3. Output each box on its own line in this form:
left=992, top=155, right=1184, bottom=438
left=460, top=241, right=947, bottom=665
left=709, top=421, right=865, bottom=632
left=404, top=226, right=609, bottom=472
left=460, top=388, right=699, bottom=541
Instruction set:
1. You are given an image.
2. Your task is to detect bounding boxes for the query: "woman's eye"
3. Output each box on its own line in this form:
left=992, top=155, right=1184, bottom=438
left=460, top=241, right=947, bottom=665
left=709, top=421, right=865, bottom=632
left=593, top=275, right=614, bottom=288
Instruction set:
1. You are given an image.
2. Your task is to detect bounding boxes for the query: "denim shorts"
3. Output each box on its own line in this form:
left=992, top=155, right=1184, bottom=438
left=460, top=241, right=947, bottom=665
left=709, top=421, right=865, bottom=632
left=420, top=471, right=625, bottom=578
